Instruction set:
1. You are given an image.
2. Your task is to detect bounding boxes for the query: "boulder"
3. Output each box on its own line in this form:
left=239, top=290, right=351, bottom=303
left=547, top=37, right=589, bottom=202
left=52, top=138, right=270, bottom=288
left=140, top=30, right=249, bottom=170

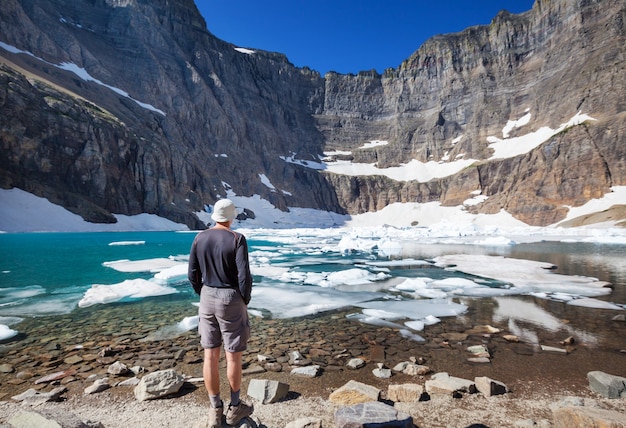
left=347, top=358, right=366, bottom=369
left=401, top=363, right=431, bottom=376
left=467, top=344, right=490, bottom=358
left=133, top=369, right=185, bottom=401
left=8, top=408, right=101, bottom=428
left=425, top=372, right=477, bottom=396
left=587, top=371, right=626, bottom=399
left=372, top=363, right=392, bottom=379
left=289, top=350, right=310, bottom=366
left=247, top=379, right=289, bottom=404
left=265, top=362, right=283, bottom=372
left=335, top=401, right=414, bottom=428
left=11, top=386, right=67, bottom=405
left=388, top=383, right=424, bottom=402
left=84, top=378, right=110, bottom=395
left=107, top=361, right=130, bottom=375
left=290, top=365, right=320, bottom=377
left=329, top=380, right=380, bottom=405
left=474, top=376, right=508, bottom=397
left=553, top=406, right=626, bottom=428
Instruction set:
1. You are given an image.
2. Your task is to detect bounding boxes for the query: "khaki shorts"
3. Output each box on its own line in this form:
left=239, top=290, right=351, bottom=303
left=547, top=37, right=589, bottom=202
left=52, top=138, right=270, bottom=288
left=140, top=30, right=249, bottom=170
left=198, top=287, right=250, bottom=353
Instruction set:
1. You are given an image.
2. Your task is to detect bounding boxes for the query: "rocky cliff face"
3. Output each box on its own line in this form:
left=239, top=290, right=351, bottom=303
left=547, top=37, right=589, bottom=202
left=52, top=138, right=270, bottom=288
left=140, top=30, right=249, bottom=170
left=318, top=0, right=626, bottom=226
left=0, top=0, right=624, bottom=228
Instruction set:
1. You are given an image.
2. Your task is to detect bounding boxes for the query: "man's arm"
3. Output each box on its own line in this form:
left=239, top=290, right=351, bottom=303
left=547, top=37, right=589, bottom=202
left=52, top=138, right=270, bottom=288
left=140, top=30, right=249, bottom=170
left=188, top=239, right=203, bottom=295
left=236, top=235, right=253, bottom=304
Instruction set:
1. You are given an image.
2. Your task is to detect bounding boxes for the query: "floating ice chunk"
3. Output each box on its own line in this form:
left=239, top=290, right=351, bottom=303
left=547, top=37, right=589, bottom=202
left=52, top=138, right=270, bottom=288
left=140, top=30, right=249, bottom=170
left=103, top=258, right=181, bottom=273
left=338, top=236, right=378, bottom=252
left=78, top=279, right=177, bottom=307
left=251, top=265, right=290, bottom=279
left=423, top=315, right=441, bottom=325
left=348, top=314, right=407, bottom=329
left=319, top=268, right=388, bottom=287
left=434, top=254, right=612, bottom=297
left=249, top=250, right=282, bottom=260
left=473, top=236, right=515, bottom=246
left=549, top=293, right=576, bottom=302
left=0, top=293, right=80, bottom=317
left=414, top=288, right=448, bottom=299
left=108, top=241, right=145, bottom=246
left=0, top=285, right=45, bottom=305
left=404, top=320, right=425, bottom=331
left=0, top=324, right=18, bottom=341
left=431, top=277, right=481, bottom=290
left=178, top=315, right=199, bottom=330
left=394, top=278, right=432, bottom=291
left=567, top=298, right=624, bottom=310
left=357, top=299, right=467, bottom=320
left=451, top=287, right=522, bottom=297
left=377, top=239, right=403, bottom=257
left=366, top=259, right=431, bottom=267
left=253, top=265, right=388, bottom=288
left=362, top=309, right=405, bottom=320
left=581, top=235, right=626, bottom=244
left=250, top=283, right=381, bottom=319
left=140, top=315, right=199, bottom=342
left=153, top=264, right=187, bottom=284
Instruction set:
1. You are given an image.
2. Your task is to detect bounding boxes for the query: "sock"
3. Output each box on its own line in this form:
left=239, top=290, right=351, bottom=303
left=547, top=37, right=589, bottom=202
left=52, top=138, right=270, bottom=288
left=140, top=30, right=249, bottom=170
left=209, top=393, right=222, bottom=408
left=230, top=390, right=240, bottom=406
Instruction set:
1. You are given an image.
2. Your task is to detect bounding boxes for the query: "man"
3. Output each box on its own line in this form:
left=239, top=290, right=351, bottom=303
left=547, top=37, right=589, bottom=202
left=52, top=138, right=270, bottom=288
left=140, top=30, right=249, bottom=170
left=188, top=199, right=253, bottom=427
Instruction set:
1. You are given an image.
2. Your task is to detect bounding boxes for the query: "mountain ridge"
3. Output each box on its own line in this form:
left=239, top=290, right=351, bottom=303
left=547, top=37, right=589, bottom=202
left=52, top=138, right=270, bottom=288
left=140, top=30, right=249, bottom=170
left=0, top=0, right=624, bottom=229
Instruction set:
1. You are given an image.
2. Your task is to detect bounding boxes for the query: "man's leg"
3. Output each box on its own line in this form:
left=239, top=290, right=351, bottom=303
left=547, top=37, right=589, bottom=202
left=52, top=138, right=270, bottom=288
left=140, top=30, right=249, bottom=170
left=224, top=350, right=242, bottom=398
left=204, top=347, right=224, bottom=427
left=224, top=350, right=253, bottom=424
left=204, top=347, right=221, bottom=397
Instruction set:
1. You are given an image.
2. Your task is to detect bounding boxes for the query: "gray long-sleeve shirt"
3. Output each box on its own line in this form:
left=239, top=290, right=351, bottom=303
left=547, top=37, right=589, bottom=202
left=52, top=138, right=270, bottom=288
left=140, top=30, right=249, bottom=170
left=188, top=227, right=253, bottom=304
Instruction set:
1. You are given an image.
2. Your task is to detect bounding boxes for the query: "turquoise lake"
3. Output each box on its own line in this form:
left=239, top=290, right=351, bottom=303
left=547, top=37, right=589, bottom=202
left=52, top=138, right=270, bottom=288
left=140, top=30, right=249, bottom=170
left=1, top=230, right=625, bottom=346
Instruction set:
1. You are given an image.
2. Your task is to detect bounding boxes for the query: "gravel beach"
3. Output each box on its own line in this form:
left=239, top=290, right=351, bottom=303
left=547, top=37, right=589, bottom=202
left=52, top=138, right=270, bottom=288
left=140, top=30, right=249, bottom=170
left=1, top=299, right=625, bottom=427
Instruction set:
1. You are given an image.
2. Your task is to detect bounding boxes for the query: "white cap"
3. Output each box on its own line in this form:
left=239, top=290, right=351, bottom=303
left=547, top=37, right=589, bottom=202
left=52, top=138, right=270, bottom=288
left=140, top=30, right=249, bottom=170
left=211, top=199, right=237, bottom=222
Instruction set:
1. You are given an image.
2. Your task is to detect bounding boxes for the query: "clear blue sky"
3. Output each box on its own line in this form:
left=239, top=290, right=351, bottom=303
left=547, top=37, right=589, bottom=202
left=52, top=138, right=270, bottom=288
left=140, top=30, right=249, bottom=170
left=195, top=1, right=536, bottom=75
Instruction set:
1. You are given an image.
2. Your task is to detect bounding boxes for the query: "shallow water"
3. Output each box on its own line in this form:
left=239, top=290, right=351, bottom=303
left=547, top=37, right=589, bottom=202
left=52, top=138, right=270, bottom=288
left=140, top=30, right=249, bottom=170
left=0, top=231, right=624, bottom=350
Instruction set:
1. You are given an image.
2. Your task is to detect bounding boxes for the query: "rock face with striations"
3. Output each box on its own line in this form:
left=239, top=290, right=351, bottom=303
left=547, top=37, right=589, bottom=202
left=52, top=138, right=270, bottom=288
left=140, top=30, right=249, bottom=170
left=0, top=0, right=624, bottom=228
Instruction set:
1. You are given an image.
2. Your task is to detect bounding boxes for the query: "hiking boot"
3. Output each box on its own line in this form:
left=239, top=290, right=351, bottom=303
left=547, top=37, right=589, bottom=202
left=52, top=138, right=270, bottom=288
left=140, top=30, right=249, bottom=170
left=225, top=400, right=253, bottom=425
left=208, top=405, right=223, bottom=428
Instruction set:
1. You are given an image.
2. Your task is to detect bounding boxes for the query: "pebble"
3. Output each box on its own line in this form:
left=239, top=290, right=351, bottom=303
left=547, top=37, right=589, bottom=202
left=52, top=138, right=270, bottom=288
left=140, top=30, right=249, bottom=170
left=0, top=364, right=14, bottom=373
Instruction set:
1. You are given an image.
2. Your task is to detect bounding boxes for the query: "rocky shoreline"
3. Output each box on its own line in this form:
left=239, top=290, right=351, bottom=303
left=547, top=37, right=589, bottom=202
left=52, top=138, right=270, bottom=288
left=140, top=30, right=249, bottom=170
left=1, top=298, right=626, bottom=426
